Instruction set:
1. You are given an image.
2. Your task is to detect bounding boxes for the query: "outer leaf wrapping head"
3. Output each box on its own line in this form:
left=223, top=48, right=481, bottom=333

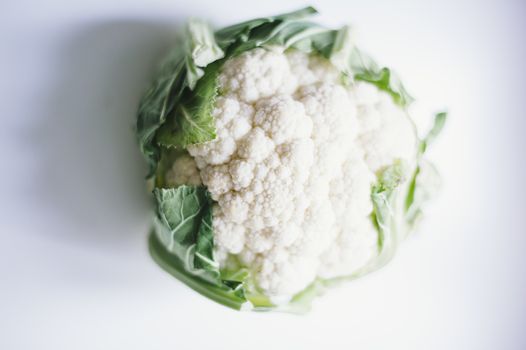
left=185, top=19, right=225, bottom=89
left=137, top=20, right=224, bottom=177
left=155, top=62, right=221, bottom=149
left=369, top=161, right=408, bottom=269
left=153, top=186, right=220, bottom=284
left=405, top=112, right=447, bottom=227
left=349, top=49, right=414, bottom=106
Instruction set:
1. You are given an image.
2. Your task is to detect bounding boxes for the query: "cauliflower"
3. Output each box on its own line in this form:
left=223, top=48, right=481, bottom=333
left=138, top=7, right=445, bottom=312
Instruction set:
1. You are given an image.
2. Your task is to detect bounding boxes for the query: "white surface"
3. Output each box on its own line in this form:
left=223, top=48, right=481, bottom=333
left=1, top=0, right=525, bottom=349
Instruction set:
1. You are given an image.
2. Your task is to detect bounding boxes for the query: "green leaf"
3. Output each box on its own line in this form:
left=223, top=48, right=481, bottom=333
left=419, top=112, right=447, bottom=155
left=348, top=161, right=408, bottom=277
left=348, top=47, right=414, bottom=106
left=137, top=49, right=186, bottom=177
left=184, top=19, right=225, bottom=89
left=149, top=232, right=249, bottom=310
left=155, top=61, right=220, bottom=149
left=136, top=20, right=224, bottom=177
left=373, top=161, right=407, bottom=251
left=406, top=112, right=447, bottom=226
left=404, top=167, right=420, bottom=214
left=375, top=160, right=409, bottom=193
left=193, top=199, right=218, bottom=273
left=214, top=6, right=344, bottom=60
left=153, top=186, right=220, bottom=284
left=317, top=25, right=414, bottom=106
left=284, top=279, right=326, bottom=313
left=269, top=22, right=340, bottom=60
left=215, top=6, right=318, bottom=49
left=405, top=160, right=441, bottom=227
left=329, top=25, right=354, bottom=74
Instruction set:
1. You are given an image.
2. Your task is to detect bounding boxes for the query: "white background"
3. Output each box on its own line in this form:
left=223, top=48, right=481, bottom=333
left=2, top=0, right=525, bottom=349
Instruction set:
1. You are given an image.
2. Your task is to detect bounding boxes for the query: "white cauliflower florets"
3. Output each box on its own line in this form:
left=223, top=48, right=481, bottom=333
left=176, top=48, right=417, bottom=298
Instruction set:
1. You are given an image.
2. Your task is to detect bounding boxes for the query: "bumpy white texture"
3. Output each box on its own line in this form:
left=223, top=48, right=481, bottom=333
left=181, top=48, right=417, bottom=298
left=165, top=154, right=202, bottom=187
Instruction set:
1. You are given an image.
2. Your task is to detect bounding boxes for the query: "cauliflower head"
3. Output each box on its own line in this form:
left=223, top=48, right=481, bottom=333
left=138, top=7, right=445, bottom=312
